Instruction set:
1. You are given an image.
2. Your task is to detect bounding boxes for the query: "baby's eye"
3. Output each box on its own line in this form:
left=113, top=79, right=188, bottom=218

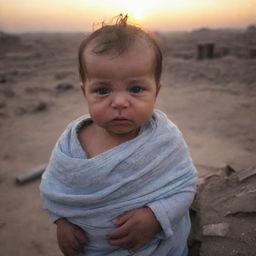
left=95, top=88, right=110, bottom=95
left=130, top=86, right=144, bottom=94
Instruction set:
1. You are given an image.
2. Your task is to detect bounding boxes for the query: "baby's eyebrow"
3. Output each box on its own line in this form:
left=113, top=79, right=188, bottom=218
left=90, top=80, right=111, bottom=87
left=128, top=78, right=148, bottom=84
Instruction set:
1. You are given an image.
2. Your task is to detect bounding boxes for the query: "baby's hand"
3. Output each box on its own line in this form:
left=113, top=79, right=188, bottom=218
left=55, top=218, right=88, bottom=256
left=107, top=207, right=161, bottom=253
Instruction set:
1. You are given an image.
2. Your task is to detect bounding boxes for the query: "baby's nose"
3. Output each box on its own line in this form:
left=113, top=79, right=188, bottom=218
left=111, top=92, right=130, bottom=109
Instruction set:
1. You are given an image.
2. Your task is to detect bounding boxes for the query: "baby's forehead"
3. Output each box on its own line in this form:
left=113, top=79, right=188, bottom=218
left=83, top=38, right=156, bottom=80
left=84, top=37, right=155, bottom=60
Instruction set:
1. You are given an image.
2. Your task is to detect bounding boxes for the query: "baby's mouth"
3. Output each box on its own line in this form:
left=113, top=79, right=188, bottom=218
left=111, top=117, right=131, bottom=124
left=114, top=117, right=128, bottom=120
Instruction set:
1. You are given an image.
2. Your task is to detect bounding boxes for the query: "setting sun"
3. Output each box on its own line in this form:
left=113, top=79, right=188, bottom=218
left=120, top=0, right=160, bottom=21
left=0, top=0, right=255, bottom=32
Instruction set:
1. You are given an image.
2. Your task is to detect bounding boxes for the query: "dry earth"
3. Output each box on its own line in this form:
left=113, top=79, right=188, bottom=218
left=0, top=28, right=256, bottom=255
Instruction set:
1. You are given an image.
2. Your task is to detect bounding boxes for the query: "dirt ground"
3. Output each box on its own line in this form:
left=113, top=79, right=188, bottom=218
left=0, top=29, right=255, bottom=255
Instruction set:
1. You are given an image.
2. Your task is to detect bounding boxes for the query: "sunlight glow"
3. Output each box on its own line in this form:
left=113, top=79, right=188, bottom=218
left=0, top=0, right=255, bottom=32
left=120, top=0, right=160, bottom=21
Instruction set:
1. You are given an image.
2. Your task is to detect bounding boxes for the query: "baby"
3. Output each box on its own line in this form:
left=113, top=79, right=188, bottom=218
left=40, top=15, right=197, bottom=256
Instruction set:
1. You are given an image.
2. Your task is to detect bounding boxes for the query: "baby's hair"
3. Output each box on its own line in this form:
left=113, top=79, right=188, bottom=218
left=78, top=14, right=163, bottom=85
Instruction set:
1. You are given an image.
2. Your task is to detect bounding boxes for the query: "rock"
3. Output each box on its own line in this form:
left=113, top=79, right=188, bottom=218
left=189, top=159, right=256, bottom=255
left=33, top=101, right=48, bottom=112
left=0, top=101, right=6, bottom=108
left=25, top=86, right=51, bottom=94
left=202, top=223, right=230, bottom=237
left=0, top=109, right=7, bottom=118
left=0, top=87, right=15, bottom=98
left=55, top=83, right=74, bottom=92
left=226, top=157, right=255, bottom=173
left=237, top=166, right=256, bottom=181
left=225, top=192, right=256, bottom=217
left=16, top=100, right=49, bottom=115
left=0, top=221, right=6, bottom=229
left=0, top=31, right=21, bottom=56
left=55, top=72, right=70, bottom=80
left=16, top=164, right=46, bottom=184
left=226, top=157, right=256, bottom=181
left=0, top=75, right=7, bottom=83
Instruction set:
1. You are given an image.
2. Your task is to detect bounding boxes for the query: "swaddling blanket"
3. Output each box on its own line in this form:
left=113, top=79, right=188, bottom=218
left=40, top=109, right=197, bottom=256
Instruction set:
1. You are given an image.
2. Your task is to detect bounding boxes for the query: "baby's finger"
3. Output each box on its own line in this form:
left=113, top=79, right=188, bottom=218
left=112, top=210, right=134, bottom=226
left=75, top=228, right=88, bottom=244
left=108, top=234, right=132, bottom=247
left=107, top=225, right=129, bottom=239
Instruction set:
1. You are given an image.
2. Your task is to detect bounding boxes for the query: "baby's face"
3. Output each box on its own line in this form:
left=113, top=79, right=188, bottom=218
left=81, top=38, right=160, bottom=138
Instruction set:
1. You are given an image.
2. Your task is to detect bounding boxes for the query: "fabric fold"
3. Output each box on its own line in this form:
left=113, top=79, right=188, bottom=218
left=40, top=109, right=197, bottom=256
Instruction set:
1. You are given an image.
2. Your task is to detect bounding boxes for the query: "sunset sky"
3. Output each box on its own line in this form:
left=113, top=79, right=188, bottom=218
left=0, top=0, right=255, bottom=33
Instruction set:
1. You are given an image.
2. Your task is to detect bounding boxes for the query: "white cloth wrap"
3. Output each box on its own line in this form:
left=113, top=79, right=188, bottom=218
left=40, top=109, right=197, bottom=256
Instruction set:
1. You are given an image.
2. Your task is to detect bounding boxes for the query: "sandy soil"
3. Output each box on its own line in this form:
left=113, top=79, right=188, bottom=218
left=0, top=29, right=255, bottom=255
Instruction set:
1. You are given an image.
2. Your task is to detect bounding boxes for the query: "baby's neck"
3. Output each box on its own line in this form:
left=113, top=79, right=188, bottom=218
left=78, top=122, right=139, bottom=158
left=98, top=124, right=139, bottom=143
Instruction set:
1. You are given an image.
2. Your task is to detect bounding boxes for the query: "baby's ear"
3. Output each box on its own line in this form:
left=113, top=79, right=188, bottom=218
left=156, top=83, right=162, bottom=97
left=80, top=83, right=86, bottom=97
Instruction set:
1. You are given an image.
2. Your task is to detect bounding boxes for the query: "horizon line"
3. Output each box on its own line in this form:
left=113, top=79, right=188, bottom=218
left=1, top=24, right=254, bottom=35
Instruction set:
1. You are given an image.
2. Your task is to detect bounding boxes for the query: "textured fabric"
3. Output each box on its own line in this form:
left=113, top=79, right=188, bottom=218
left=40, top=109, right=197, bottom=256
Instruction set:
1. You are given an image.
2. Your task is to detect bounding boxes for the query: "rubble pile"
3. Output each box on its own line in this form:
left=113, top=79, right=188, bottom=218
left=189, top=162, right=256, bottom=255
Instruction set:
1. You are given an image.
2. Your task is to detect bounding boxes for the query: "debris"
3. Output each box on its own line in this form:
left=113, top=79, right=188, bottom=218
left=226, top=157, right=255, bottom=173
left=0, top=87, right=15, bottom=97
left=225, top=211, right=256, bottom=218
left=25, top=86, right=51, bottom=94
left=190, top=162, right=256, bottom=255
left=16, top=100, right=49, bottom=114
left=197, top=43, right=215, bottom=60
left=55, top=83, right=74, bottom=92
left=33, top=101, right=48, bottom=112
left=235, top=188, right=256, bottom=197
left=224, top=165, right=235, bottom=176
left=0, top=221, right=6, bottom=229
left=0, top=100, right=6, bottom=108
left=16, top=164, right=46, bottom=184
left=202, top=223, right=230, bottom=237
left=237, top=166, right=256, bottom=181
left=0, top=32, right=21, bottom=56
left=0, top=75, right=7, bottom=83
left=226, top=158, right=256, bottom=181
left=225, top=194, right=256, bottom=217
left=249, top=48, right=256, bottom=59
left=55, top=72, right=71, bottom=80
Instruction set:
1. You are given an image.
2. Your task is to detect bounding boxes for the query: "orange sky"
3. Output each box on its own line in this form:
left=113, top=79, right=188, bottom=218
left=0, top=0, right=255, bottom=32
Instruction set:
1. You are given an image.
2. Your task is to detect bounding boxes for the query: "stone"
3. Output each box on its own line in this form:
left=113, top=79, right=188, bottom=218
left=202, top=223, right=230, bottom=237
